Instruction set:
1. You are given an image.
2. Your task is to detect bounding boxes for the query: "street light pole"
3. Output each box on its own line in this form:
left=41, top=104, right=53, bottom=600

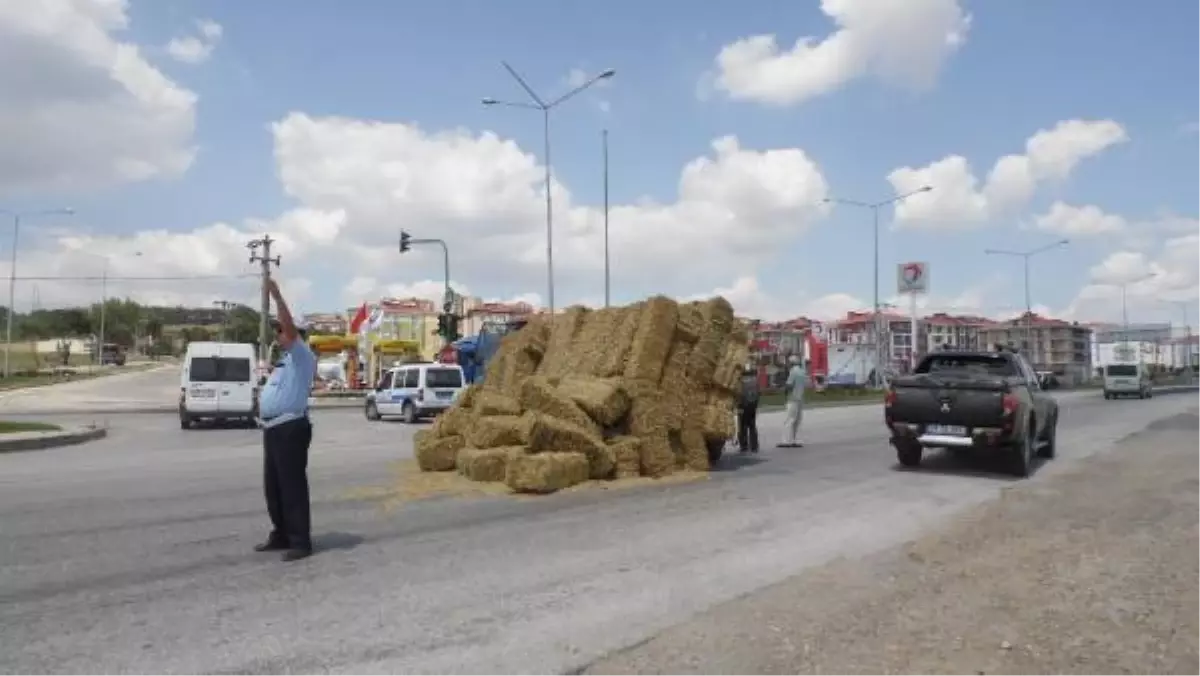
left=824, top=186, right=933, bottom=387
left=603, top=128, right=610, bottom=308
left=1, top=207, right=74, bottom=378
left=1113, top=273, right=1156, bottom=359
left=482, top=63, right=616, bottom=315
left=984, top=239, right=1069, bottom=367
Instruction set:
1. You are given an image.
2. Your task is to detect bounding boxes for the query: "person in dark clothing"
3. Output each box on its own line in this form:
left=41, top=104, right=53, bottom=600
left=737, top=366, right=760, bottom=454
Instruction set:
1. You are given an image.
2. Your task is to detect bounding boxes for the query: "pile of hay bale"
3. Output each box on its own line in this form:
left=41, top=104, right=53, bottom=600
left=413, top=295, right=749, bottom=494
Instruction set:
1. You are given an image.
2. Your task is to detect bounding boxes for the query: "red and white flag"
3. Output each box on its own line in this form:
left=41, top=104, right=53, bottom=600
left=349, top=302, right=369, bottom=334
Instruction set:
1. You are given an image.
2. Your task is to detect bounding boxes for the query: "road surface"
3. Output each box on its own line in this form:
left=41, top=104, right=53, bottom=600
left=0, top=388, right=1195, bottom=673
left=0, top=364, right=180, bottom=415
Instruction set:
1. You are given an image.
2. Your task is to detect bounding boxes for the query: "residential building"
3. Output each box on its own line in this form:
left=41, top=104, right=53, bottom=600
left=919, top=313, right=993, bottom=354
left=460, top=298, right=536, bottom=337
left=304, top=312, right=347, bottom=336
left=976, top=312, right=1093, bottom=384
left=829, top=310, right=915, bottom=373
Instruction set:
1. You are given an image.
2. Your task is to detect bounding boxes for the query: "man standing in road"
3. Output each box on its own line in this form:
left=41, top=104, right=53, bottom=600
left=779, top=355, right=807, bottom=448
left=255, top=278, right=317, bottom=562
left=737, top=366, right=761, bottom=454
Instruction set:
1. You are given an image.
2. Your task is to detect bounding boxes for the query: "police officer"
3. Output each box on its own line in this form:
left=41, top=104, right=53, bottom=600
left=254, top=278, right=317, bottom=562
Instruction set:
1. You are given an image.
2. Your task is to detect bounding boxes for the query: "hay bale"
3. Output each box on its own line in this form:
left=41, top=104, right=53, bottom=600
left=539, top=306, right=590, bottom=378
left=586, top=442, right=616, bottom=480
left=519, top=376, right=599, bottom=433
left=505, top=452, right=590, bottom=494
left=593, top=304, right=643, bottom=377
left=628, top=394, right=669, bottom=439
left=608, top=436, right=642, bottom=479
left=712, top=341, right=750, bottom=393
left=500, top=350, right=540, bottom=395
left=474, top=390, right=522, bottom=417
left=457, top=446, right=521, bottom=482
left=456, top=384, right=481, bottom=409
left=429, top=405, right=472, bottom=438
left=565, top=307, right=622, bottom=375
left=623, top=296, right=679, bottom=383
left=657, top=340, right=695, bottom=430
left=517, top=318, right=551, bottom=358
left=526, top=412, right=605, bottom=455
left=557, top=375, right=631, bottom=427
left=639, top=435, right=676, bottom=478
left=676, top=303, right=705, bottom=343
left=679, top=425, right=711, bottom=471
left=415, top=433, right=465, bottom=472
left=700, top=395, right=736, bottom=443
left=467, top=414, right=528, bottom=449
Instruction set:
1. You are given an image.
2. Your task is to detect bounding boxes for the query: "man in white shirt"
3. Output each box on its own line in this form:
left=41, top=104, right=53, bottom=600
left=779, top=355, right=807, bottom=448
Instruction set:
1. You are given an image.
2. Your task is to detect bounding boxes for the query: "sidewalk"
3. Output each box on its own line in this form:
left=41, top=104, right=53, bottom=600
left=585, top=410, right=1199, bottom=675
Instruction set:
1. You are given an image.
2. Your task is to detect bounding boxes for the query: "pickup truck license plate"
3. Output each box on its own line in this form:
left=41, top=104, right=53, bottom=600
left=927, top=424, right=967, bottom=436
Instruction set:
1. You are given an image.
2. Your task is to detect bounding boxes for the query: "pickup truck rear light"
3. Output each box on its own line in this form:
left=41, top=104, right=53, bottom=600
left=1001, top=393, right=1019, bottom=416
left=884, top=387, right=897, bottom=407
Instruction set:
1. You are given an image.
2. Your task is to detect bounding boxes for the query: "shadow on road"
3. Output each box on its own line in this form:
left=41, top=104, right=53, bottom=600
left=713, top=453, right=767, bottom=472
left=891, top=448, right=1044, bottom=482
left=317, top=531, right=366, bottom=552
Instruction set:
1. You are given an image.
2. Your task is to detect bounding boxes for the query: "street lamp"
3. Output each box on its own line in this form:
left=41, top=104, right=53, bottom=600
left=482, top=62, right=616, bottom=315
left=823, top=186, right=932, bottom=386
left=92, top=250, right=143, bottom=366
left=1, top=206, right=75, bottom=378
left=1112, top=272, right=1156, bottom=356
left=984, top=239, right=1069, bottom=366
left=1161, top=299, right=1195, bottom=378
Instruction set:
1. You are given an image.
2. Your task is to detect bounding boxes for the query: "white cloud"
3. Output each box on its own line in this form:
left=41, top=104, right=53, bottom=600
left=166, top=19, right=223, bottom=65
left=1034, top=201, right=1126, bottom=236
left=6, top=114, right=829, bottom=314
left=887, top=119, right=1128, bottom=229
left=0, top=0, right=198, bottom=197
left=1063, top=233, right=1200, bottom=322
left=709, top=0, right=970, bottom=107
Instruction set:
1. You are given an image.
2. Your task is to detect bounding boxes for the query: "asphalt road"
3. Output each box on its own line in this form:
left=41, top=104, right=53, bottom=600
left=1, top=387, right=1196, bottom=674
left=0, top=363, right=181, bottom=415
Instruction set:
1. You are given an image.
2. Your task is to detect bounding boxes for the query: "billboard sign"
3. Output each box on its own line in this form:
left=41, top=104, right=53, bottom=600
left=897, top=261, right=929, bottom=295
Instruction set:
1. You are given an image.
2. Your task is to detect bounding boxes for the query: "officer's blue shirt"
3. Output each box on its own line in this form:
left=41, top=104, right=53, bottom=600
left=259, top=339, right=316, bottom=428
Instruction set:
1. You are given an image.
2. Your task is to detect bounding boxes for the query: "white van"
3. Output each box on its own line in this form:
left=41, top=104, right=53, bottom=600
left=365, top=362, right=465, bottom=423
left=180, top=342, right=259, bottom=428
left=1103, top=362, right=1152, bottom=400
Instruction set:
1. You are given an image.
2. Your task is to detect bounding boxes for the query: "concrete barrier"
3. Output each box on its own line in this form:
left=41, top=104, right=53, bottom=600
left=0, top=425, right=107, bottom=453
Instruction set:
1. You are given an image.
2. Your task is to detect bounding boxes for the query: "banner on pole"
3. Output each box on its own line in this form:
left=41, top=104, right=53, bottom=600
left=897, top=261, right=929, bottom=295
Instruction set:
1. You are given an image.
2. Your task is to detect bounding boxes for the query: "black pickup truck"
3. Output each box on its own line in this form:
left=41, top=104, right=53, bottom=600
left=884, top=349, right=1059, bottom=477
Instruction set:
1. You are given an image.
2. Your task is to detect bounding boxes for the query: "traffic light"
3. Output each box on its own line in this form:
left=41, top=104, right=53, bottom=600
left=400, top=230, right=411, bottom=253
left=436, top=313, right=447, bottom=337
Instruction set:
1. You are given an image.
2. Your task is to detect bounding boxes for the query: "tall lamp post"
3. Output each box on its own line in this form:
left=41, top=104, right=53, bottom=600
left=93, top=251, right=143, bottom=365
left=482, top=62, right=616, bottom=315
left=1111, top=272, right=1156, bottom=359
left=1162, top=299, right=1194, bottom=377
left=984, top=239, right=1069, bottom=365
left=602, top=128, right=611, bottom=308
left=823, top=186, right=932, bottom=386
left=1, top=207, right=75, bottom=377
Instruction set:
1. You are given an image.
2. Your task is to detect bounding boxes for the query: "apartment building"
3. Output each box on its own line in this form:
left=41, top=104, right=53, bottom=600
left=829, top=310, right=916, bottom=372
left=920, top=313, right=992, bottom=353
left=976, top=312, right=1093, bottom=384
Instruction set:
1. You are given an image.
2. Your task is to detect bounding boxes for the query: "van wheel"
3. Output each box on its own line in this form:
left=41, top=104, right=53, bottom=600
left=365, top=401, right=381, bottom=421
left=180, top=415, right=192, bottom=430
left=402, top=401, right=417, bottom=424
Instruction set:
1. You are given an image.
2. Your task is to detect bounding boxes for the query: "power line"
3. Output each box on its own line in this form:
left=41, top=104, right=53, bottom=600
left=9, top=274, right=258, bottom=281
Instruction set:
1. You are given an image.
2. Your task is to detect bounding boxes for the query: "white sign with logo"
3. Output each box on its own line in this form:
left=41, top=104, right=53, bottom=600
left=897, top=261, right=929, bottom=295
left=810, top=322, right=827, bottom=342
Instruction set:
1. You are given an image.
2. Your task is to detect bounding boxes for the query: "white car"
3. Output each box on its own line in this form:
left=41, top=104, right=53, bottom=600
left=1103, top=362, right=1153, bottom=400
left=180, top=342, right=259, bottom=428
left=365, top=362, right=465, bottom=423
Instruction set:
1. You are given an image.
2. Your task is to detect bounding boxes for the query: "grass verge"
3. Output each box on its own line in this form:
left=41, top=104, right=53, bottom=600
left=0, top=420, right=63, bottom=434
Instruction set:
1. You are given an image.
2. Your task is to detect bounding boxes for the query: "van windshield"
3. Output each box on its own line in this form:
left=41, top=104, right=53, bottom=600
left=1106, top=364, right=1138, bottom=377
left=190, top=357, right=252, bottom=383
left=425, top=368, right=463, bottom=388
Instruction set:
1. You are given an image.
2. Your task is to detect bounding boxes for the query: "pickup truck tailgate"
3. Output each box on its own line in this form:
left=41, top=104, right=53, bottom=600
left=890, top=376, right=1008, bottom=428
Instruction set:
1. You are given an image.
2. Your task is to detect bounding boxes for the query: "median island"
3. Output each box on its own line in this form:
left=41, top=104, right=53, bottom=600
left=0, top=420, right=63, bottom=434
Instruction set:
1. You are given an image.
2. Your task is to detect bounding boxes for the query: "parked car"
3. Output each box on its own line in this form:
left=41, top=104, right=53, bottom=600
left=884, top=347, right=1059, bottom=477
left=365, top=362, right=465, bottom=423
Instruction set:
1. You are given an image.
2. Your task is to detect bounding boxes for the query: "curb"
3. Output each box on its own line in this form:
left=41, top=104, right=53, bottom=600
left=0, top=426, right=108, bottom=453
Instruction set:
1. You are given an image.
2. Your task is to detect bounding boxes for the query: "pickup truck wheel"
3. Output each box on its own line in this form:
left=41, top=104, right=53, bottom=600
left=896, top=441, right=923, bottom=468
left=1009, top=423, right=1035, bottom=477
left=1036, top=413, right=1057, bottom=459
left=365, top=400, right=381, bottom=421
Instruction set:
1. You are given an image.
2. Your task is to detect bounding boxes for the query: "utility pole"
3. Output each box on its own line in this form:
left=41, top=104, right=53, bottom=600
left=603, top=128, right=611, bottom=308
left=984, top=239, right=1069, bottom=368
left=213, top=300, right=235, bottom=341
left=399, top=231, right=456, bottom=346
left=246, top=235, right=280, bottom=364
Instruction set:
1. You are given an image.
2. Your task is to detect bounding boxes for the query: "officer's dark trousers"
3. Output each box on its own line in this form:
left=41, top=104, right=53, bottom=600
left=737, top=405, right=759, bottom=451
left=263, top=417, right=313, bottom=549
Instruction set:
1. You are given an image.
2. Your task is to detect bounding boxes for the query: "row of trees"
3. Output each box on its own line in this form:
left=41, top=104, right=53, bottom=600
left=0, top=299, right=264, bottom=354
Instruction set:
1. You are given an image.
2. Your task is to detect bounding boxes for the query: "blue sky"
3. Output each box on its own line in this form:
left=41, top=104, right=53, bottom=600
left=1, top=0, right=1196, bottom=323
